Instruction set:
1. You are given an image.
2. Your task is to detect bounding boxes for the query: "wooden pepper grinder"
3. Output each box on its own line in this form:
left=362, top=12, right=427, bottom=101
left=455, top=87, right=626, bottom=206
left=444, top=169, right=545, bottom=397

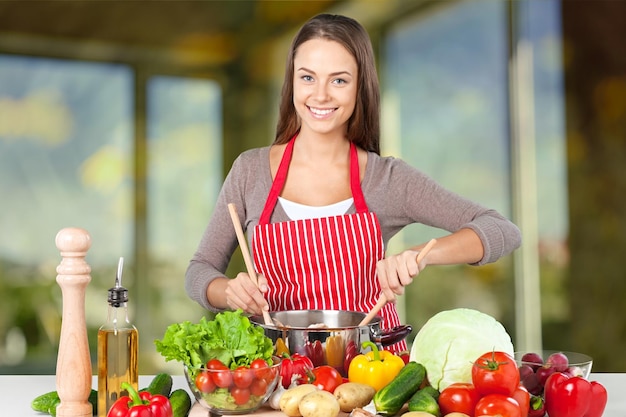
left=55, top=227, right=94, bottom=417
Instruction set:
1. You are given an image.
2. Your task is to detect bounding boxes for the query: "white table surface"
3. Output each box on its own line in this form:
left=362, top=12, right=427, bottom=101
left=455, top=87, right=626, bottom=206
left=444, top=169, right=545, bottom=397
left=3, top=373, right=623, bottom=416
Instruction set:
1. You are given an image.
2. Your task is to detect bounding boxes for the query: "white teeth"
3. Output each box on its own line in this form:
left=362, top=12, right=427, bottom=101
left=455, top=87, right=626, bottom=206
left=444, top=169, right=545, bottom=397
left=309, top=107, right=334, bottom=116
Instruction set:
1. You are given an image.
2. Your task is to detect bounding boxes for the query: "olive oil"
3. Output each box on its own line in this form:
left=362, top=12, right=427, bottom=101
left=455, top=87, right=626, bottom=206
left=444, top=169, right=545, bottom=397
left=97, top=257, right=138, bottom=417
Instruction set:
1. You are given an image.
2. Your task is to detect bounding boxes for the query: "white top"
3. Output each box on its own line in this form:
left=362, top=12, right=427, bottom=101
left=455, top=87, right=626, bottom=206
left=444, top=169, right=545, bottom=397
left=278, top=197, right=354, bottom=220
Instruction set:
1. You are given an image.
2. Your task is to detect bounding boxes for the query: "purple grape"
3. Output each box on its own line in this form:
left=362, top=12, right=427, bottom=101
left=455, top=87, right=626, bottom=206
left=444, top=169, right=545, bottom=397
left=565, top=365, right=584, bottom=377
left=519, top=364, right=535, bottom=380
left=520, top=370, right=543, bottom=395
left=537, top=366, right=556, bottom=384
left=546, top=352, right=569, bottom=372
left=521, top=352, right=544, bottom=371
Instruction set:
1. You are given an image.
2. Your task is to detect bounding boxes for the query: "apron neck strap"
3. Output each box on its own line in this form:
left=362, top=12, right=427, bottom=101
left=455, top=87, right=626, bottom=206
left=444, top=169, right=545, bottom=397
left=259, top=135, right=368, bottom=225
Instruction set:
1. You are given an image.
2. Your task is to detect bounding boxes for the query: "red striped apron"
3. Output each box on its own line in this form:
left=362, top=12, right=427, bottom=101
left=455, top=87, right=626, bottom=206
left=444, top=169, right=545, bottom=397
left=252, top=136, right=407, bottom=352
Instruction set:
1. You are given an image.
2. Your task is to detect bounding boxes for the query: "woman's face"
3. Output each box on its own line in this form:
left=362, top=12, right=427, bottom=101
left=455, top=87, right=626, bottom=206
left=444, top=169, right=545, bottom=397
left=292, top=38, right=358, bottom=138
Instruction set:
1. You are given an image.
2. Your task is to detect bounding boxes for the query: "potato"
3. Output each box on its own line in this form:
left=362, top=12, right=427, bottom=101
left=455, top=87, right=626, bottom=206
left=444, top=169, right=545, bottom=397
left=444, top=413, right=471, bottom=417
left=299, top=390, right=341, bottom=417
left=401, top=412, right=438, bottom=417
left=279, top=384, right=319, bottom=417
left=333, top=382, right=376, bottom=412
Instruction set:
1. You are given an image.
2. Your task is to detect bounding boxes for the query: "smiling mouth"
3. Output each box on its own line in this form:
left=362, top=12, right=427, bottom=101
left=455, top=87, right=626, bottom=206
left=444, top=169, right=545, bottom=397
left=308, top=106, right=336, bottom=117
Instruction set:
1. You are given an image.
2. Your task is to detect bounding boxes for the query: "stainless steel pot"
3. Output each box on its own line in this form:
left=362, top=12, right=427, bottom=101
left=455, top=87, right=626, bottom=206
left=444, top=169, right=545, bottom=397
left=250, top=310, right=412, bottom=377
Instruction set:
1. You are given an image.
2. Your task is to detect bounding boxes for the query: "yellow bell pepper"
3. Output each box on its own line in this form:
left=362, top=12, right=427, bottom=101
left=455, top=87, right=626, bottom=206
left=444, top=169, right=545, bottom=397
left=325, top=335, right=345, bottom=370
left=275, top=337, right=290, bottom=357
left=348, top=341, right=405, bottom=391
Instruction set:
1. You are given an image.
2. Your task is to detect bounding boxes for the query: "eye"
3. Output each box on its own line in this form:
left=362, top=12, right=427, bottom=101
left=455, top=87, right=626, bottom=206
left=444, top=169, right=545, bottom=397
left=301, top=75, right=314, bottom=82
left=332, top=78, right=348, bottom=85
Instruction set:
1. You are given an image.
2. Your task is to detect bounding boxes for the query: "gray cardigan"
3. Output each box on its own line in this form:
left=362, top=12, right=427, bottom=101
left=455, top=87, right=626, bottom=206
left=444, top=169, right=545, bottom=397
left=186, top=146, right=522, bottom=311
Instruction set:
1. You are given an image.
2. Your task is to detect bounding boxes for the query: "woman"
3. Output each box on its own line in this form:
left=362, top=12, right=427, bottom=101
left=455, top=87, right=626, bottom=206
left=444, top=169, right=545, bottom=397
left=185, top=14, right=521, bottom=352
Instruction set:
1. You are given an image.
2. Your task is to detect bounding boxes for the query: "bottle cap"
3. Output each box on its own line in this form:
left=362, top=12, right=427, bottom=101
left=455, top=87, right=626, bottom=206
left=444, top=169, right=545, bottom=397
left=108, top=257, right=128, bottom=307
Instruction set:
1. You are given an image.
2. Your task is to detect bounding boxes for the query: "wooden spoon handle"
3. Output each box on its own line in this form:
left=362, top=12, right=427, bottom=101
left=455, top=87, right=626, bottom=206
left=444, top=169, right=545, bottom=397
left=227, top=203, right=273, bottom=326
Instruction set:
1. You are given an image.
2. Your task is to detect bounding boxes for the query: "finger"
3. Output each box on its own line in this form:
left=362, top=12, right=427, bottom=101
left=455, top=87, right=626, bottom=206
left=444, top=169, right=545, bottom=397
left=376, top=260, right=398, bottom=302
left=227, top=274, right=266, bottom=314
left=256, top=274, right=269, bottom=293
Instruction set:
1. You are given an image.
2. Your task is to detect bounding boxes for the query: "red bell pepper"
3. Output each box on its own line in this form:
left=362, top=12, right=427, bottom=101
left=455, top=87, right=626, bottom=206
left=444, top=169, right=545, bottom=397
left=397, top=350, right=411, bottom=365
left=544, top=372, right=607, bottom=417
left=107, top=382, right=172, bottom=417
left=279, top=353, right=314, bottom=389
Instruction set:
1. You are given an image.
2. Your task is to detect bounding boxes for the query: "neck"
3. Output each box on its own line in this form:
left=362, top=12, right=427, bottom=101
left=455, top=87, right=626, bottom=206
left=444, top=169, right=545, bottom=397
left=295, top=133, right=351, bottom=164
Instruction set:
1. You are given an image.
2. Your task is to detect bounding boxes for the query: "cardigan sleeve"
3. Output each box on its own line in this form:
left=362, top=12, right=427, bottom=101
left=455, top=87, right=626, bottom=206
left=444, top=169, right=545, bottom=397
left=363, top=155, right=521, bottom=265
left=185, top=148, right=270, bottom=311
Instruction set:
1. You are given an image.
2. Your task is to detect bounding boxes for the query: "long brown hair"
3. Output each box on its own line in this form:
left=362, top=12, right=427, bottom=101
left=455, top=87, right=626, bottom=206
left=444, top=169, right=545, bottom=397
left=274, top=14, right=381, bottom=155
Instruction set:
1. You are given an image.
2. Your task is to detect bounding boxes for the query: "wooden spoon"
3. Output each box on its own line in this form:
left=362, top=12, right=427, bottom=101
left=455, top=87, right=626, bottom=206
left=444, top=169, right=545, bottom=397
left=227, top=203, right=274, bottom=326
left=358, top=238, right=437, bottom=326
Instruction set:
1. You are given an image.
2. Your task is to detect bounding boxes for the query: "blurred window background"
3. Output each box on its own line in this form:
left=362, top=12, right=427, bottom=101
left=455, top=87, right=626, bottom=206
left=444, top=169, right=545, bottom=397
left=1, top=0, right=625, bottom=374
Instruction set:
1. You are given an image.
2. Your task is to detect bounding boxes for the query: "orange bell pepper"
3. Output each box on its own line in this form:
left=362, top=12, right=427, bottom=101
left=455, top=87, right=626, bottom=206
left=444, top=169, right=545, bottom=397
left=348, top=341, right=405, bottom=391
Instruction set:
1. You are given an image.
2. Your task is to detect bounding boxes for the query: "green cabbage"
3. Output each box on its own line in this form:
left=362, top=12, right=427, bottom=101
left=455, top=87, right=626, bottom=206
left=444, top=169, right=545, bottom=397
left=409, top=308, right=514, bottom=391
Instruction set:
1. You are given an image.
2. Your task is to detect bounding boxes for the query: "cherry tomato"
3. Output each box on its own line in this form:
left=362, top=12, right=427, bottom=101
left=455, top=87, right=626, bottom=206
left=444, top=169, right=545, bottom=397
left=205, top=358, right=233, bottom=387
left=250, top=358, right=271, bottom=380
left=512, top=385, right=530, bottom=417
left=472, top=351, right=520, bottom=396
left=233, top=366, right=254, bottom=388
left=195, top=370, right=216, bottom=393
left=250, top=377, right=268, bottom=396
left=438, top=382, right=480, bottom=416
left=475, top=394, right=522, bottom=417
left=310, top=365, right=343, bottom=393
left=207, top=358, right=228, bottom=370
left=230, top=387, right=251, bottom=405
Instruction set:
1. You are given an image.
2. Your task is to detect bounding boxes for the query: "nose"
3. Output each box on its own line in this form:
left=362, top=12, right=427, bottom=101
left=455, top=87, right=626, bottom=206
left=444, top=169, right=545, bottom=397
left=313, top=82, right=330, bottom=102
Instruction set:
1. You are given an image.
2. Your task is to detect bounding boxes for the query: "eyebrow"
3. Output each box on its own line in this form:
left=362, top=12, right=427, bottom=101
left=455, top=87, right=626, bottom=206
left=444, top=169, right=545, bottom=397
left=296, top=67, right=353, bottom=77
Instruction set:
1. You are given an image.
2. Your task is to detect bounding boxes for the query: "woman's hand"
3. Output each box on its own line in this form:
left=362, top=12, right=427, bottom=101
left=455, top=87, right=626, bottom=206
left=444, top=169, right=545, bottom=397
left=223, top=272, right=270, bottom=315
left=376, top=249, right=426, bottom=302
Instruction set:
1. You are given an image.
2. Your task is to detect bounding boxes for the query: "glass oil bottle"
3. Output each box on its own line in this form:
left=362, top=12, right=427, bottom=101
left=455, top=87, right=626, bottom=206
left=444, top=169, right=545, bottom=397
left=97, top=257, right=138, bottom=417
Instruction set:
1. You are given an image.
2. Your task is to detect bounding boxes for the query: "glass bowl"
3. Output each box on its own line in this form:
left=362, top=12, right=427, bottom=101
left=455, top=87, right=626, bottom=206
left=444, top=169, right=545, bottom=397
left=184, top=356, right=281, bottom=415
left=514, top=350, right=593, bottom=396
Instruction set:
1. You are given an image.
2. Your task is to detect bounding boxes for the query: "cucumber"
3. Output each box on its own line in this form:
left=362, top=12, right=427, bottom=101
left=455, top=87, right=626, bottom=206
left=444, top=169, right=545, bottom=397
left=140, top=373, right=173, bottom=397
left=373, top=361, right=426, bottom=415
left=169, top=389, right=192, bottom=417
left=407, top=388, right=440, bottom=415
left=419, top=385, right=440, bottom=401
left=32, top=389, right=98, bottom=416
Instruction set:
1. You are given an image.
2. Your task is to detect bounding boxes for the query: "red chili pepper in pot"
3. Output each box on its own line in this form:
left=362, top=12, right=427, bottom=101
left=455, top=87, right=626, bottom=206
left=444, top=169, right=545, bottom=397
left=343, top=340, right=359, bottom=373
left=304, top=340, right=325, bottom=367
left=107, top=382, right=172, bottom=417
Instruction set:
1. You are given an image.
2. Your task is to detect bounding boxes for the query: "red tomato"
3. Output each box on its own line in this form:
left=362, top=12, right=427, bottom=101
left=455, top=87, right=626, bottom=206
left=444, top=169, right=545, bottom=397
left=439, top=382, right=480, bottom=416
left=233, top=366, right=254, bottom=388
left=195, top=370, right=216, bottom=393
left=207, top=358, right=227, bottom=370
left=310, top=365, right=343, bottom=393
left=472, top=351, right=520, bottom=396
left=250, top=358, right=271, bottom=380
left=230, top=387, right=251, bottom=405
left=205, top=358, right=233, bottom=387
left=212, top=370, right=233, bottom=388
left=512, top=386, right=530, bottom=417
left=475, top=394, right=522, bottom=417
left=250, top=377, right=268, bottom=396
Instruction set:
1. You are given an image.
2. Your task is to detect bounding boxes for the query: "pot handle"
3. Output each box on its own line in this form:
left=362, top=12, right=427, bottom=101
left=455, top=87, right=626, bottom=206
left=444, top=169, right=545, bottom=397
left=374, top=324, right=412, bottom=346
